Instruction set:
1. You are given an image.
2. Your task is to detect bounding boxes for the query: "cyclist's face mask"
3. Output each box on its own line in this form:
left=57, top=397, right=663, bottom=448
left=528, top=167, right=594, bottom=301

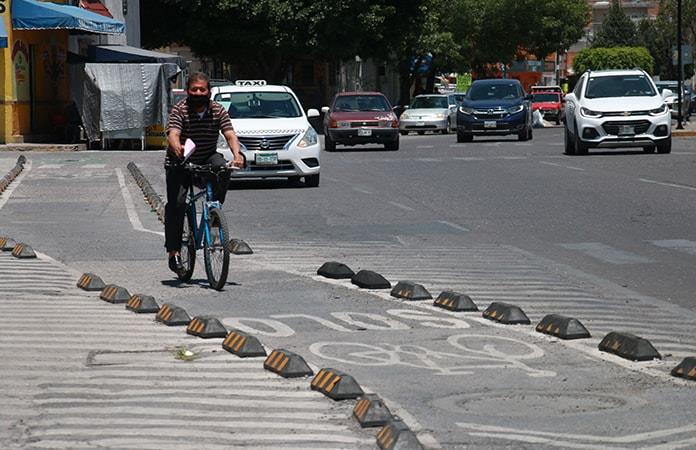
left=187, top=81, right=210, bottom=108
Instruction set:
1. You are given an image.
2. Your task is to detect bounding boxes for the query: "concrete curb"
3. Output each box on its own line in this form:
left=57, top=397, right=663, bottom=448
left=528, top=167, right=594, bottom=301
left=0, top=143, right=85, bottom=152
left=672, top=130, right=696, bottom=137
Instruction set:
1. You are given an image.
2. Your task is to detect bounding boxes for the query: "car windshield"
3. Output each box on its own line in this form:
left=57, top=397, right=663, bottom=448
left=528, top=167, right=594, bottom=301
left=410, top=96, right=448, bottom=109
left=585, top=75, right=656, bottom=99
left=333, top=95, right=391, bottom=112
left=214, top=92, right=302, bottom=118
left=468, top=83, right=521, bottom=101
left=532, top=93, right=560, bottom=102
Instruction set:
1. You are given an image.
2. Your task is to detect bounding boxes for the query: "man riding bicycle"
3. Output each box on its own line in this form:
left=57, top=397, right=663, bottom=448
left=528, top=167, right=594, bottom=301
left=165, top=72, right=244, bottom=275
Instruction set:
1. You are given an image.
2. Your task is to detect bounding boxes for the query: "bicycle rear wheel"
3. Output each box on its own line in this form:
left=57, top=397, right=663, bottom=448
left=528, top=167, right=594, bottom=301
left=204, top=207, right=230, bottom=290
left=178, top=208, right=196, bottom=281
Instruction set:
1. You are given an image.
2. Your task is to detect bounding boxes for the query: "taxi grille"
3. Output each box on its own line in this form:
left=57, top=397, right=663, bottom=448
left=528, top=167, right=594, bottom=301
left=602, top=120, right=651, bottom=135
left=238, top=134, right=297, bottom=151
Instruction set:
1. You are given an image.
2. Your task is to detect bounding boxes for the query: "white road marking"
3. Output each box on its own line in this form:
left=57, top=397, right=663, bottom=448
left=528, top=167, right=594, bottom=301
left=540, top=161, right=585, bottom=171
left=82, top=164, right=107, bottom=169
left=416, top=145, right=435, bottom=149
left=559, top=242, right=654, bottom=264
left=639, top=178, right=696, bottom=192
left=388, top=201, right=416, bottom=211
left=453, top=157, right=485, bottom=161
left=416, top=157, right=442, bottom=162
left=494, top=156, right=527, bottom=160
left=650, top=239, right=696, bottom=256
left=352, top=187, right=372, bottom=195
left=437, top=220, right=470, bottom=232
left=37, top=164, right=64, bottom=169
left=115, top=168, right=164, bottom=237
left=0, top=160, right=31, bottom=211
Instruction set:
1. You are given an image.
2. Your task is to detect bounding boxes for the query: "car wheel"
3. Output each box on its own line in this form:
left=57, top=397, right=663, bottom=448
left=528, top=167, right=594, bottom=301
left=643, top=145, right=656, bottom=153
left=556, top=117, right=561, bottom=125
left=518, top=128, right=529, bottom=141
left=528, top=127, right=533, bottom=140
left=574, top=126, right=588, bottom=155
left=656, top=138, right=672, bottom=154
left=417, top=131, right=425, bottom=135
left=445, top=120, right=452, bottom=134
left=304, top=174, right=320, bottom=187
left=385, top=138, right=399, bottom=151
left=457, top=132, right=473, bottom=143
left=564, top=125, right=575, bottom=155
left=324, top=132, right=336, bottom=152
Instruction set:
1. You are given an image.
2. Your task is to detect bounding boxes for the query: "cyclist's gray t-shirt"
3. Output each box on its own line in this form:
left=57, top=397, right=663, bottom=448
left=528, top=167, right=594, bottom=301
left=166, top=99, right=233, bottom=164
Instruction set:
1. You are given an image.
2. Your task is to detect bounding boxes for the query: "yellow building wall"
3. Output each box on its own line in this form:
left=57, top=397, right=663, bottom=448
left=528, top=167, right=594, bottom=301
left=1, top=0, right=70, bottom=144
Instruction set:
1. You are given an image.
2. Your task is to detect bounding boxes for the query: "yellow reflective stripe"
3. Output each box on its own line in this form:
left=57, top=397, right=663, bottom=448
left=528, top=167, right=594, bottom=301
left=234, top=336, right=247, bottom=351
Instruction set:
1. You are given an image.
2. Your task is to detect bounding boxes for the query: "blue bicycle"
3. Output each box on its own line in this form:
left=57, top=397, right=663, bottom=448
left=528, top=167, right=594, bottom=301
left=177, top=162, right=231, bottom=290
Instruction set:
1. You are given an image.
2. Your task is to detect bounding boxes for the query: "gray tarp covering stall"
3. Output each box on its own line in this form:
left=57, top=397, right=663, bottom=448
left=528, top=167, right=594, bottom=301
left=88, top=45, right=187, bottom=70
left=69, top=62, right=180, bottom=142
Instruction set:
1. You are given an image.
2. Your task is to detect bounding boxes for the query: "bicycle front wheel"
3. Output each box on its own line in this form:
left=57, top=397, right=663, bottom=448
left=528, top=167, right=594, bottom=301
left=178, top=207, right=196, bottom=282
left=204, top=207, right=230, bottom=290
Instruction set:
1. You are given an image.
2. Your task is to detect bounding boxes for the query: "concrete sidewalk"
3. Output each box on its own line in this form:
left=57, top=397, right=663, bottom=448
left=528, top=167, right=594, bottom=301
left=0, top=251, right=372, bottom=449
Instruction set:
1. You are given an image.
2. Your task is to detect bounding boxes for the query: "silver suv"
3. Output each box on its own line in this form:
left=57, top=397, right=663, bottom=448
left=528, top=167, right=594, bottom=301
left=564, top=69, right=672, bottom=155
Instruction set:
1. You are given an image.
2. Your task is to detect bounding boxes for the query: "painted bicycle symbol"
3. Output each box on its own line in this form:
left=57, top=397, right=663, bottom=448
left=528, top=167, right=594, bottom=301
left=309, top=333, right=556, bottom=378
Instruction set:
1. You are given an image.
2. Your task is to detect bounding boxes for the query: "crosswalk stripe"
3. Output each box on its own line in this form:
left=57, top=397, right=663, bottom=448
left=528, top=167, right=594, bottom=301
left=650, top=239, right=696, bottom=256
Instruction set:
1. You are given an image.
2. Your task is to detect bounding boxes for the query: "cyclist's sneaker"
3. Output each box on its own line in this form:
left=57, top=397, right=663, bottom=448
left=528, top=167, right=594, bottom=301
left=168, top=254, right=185, bottom=275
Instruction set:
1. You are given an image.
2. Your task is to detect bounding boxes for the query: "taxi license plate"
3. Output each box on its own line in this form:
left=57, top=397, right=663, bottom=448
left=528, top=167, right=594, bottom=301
left=619, top=125, right=635, bottom=135
left=358, top=128, right=372, bottom=137
left=484, top=121, right=497, bottom=128
left=256, top=152, right=278, bottom=165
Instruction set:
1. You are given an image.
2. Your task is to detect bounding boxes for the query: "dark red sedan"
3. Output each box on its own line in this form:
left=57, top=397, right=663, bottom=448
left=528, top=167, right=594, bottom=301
left=322, top=92, right=400, bottom=151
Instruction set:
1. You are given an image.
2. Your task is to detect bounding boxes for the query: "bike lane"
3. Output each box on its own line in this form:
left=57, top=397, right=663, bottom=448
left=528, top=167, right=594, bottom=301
left=4, top=153, right=696, bottom=448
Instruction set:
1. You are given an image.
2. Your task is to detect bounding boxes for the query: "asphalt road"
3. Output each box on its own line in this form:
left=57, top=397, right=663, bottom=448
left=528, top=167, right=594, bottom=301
left=3, top=128, right=696, bottom=448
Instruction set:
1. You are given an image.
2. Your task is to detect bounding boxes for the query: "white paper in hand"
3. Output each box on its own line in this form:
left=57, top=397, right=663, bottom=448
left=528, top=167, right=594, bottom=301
left=183, top=139, right=196, bottom=161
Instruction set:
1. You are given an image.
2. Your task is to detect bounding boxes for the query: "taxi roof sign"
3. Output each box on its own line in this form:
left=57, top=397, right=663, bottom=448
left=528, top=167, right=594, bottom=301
left=235, top=80, right=267, bottom=87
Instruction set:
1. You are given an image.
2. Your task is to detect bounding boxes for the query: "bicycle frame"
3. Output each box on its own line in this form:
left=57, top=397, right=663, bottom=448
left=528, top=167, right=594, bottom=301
left=186, top=180, right=222, bottom=251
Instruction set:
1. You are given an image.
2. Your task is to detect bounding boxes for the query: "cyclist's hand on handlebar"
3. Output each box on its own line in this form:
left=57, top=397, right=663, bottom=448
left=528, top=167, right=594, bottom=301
left=229, top=153, right=246, bottom=170
left=169, top=143, right=184, bottom=160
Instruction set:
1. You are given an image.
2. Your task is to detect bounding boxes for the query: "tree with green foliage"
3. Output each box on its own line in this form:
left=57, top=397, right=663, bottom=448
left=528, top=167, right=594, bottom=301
left=522, top=0, right=591, bottom=60
left=573, top=46, right=654, bottom=74
left=592, top=0, right=638, bottom=48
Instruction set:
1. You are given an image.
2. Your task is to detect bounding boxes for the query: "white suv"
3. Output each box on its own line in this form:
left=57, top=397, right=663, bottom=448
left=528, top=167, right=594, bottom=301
left=213, top=81, right=321, bottom=187
left=564, top=69, right=671, bottom=155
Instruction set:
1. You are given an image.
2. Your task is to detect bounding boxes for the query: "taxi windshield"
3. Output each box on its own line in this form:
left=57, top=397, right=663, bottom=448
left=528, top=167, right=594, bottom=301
left=410, top=96, right=448, bottom=109
left=214, top=92, right=302, bottom=118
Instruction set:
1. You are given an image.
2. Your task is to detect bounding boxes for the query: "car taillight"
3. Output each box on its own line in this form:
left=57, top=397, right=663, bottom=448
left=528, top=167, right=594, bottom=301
left=391, top=120, right=398, bottom=128
left=330, top=120, right=338, bottom=128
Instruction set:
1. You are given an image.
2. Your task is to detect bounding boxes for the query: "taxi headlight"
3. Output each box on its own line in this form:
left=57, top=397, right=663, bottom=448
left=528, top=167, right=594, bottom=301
left=649, top=104, right=668, bottom=116
left=401, top=112, right=411, bottom=120
left=298, top=127, right=318, bottom=148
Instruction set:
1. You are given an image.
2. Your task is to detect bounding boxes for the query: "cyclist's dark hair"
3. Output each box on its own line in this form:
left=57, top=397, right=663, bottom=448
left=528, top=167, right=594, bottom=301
left=187, top=72, right=211, bottom=90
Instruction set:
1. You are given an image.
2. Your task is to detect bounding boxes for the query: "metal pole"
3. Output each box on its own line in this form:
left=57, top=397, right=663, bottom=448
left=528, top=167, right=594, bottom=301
left=677, top=0, right=684, bottom=129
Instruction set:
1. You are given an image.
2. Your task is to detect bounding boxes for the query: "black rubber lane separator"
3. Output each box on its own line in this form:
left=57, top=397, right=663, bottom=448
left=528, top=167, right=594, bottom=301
left=317, top=261, right=355, bottom=279
left=482, top=302, right=531, bottom=325
left=536, top=314, right=591, bottom=340
left=351, top=270, right=391, bottom=289
left=598, top=331, right=661, bottom=361
left=434, top=291, right=479, bottom=312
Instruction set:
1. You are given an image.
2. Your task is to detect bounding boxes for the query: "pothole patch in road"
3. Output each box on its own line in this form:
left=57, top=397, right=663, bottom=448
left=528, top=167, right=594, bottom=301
left=433, top=391, right=632, bottom=417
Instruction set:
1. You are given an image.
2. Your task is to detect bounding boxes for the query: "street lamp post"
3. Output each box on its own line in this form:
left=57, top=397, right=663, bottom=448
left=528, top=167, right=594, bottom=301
left=677, top=0, right=684, bottom=130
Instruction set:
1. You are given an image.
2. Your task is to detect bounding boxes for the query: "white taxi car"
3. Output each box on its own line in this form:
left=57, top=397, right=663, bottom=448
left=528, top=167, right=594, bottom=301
left=213, top=80, right=321, bottom=187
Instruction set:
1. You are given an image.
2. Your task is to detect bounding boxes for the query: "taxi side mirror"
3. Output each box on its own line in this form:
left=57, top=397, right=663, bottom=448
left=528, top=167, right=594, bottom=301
left=321, top=106, right=330, bottom=114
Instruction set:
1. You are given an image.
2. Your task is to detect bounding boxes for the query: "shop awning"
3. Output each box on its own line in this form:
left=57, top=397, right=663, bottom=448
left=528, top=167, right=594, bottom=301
left=0, top=20, right=8, bottom=49
left=12, top=0, right=125, bottom=35
left=79, top=0, right=113, bottom=18
left=88, top=45, right=187, bottom=70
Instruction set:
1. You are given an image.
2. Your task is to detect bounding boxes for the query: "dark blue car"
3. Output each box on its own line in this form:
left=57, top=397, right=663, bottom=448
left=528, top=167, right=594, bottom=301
left=456, top=79, right=533, bottom=142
